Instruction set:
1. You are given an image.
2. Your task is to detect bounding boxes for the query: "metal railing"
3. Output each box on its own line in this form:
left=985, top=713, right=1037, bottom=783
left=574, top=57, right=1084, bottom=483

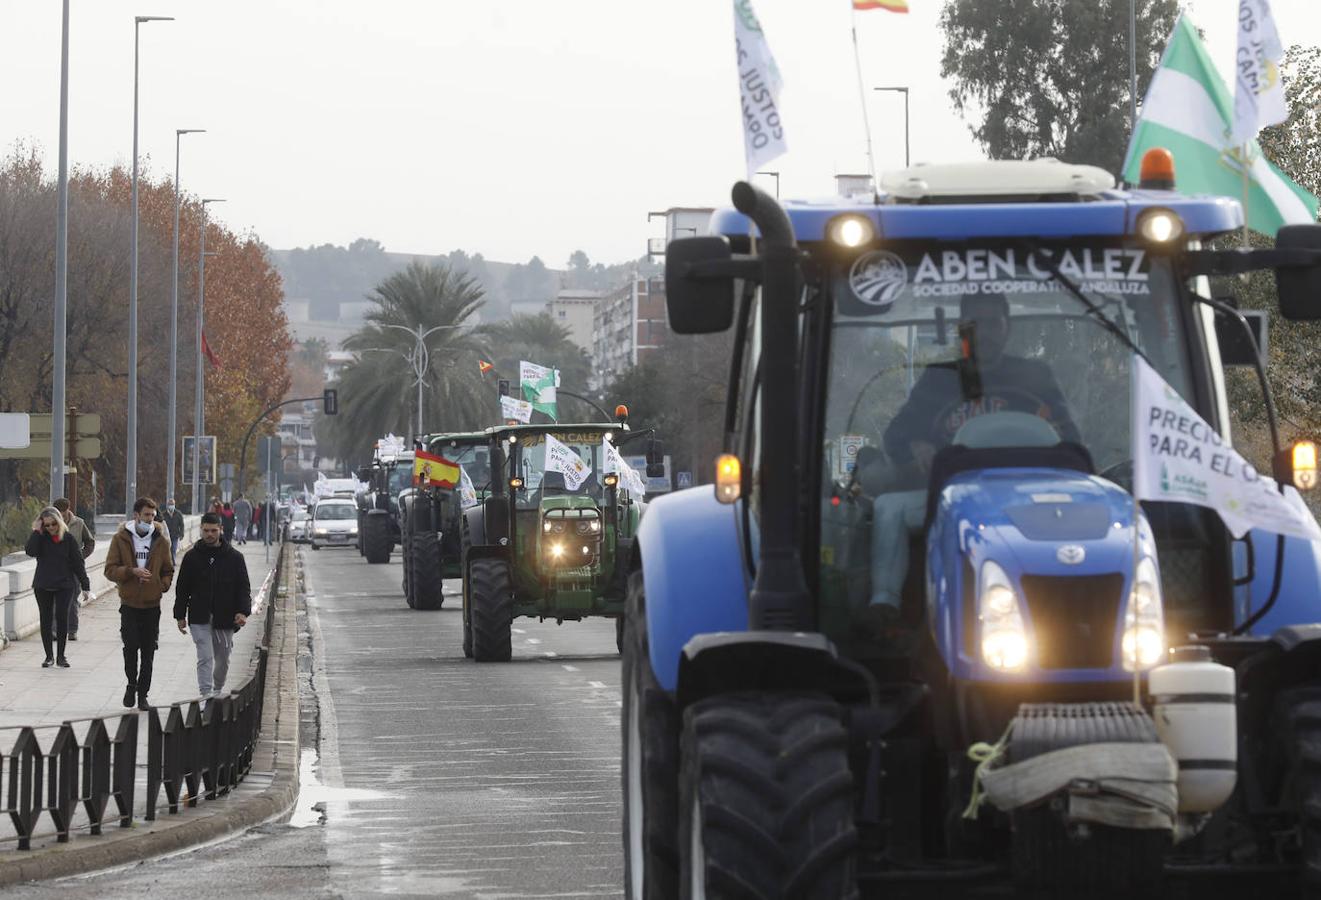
left=0, top=544, right=284, bottom=850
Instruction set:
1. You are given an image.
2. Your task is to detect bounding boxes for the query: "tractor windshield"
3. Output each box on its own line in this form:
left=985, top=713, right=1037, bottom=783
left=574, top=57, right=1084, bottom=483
left=512, top=431, right=609, bottom=508
left=388, top=462, right=413, bottom=495
left=817, top=239, right=1200, bottom=647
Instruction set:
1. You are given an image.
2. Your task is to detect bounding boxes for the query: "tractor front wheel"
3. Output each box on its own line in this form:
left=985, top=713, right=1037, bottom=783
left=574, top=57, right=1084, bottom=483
left=469, top=557, right=513, bottom=662
left=362, top=515, right=392, bottom=564
left=678, top=692, right=858, bottom=899
left=1279, top=687, right=1321, bottom=890
left=410, top=530, right=444, bottom=610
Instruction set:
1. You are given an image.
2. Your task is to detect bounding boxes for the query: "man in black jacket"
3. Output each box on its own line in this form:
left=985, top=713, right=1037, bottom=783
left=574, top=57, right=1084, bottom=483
left=173, top=513, right=251, bottom=701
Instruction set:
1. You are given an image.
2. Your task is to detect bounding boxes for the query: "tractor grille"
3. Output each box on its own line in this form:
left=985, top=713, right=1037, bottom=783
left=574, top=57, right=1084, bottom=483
left=1020, top=574, right=1124, bottom=669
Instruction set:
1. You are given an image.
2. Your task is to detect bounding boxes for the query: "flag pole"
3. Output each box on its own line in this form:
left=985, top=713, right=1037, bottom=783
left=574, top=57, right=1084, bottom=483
left=849, top=3, right=880, bottom=197
left=1130, top=354, right=1143, bottom=707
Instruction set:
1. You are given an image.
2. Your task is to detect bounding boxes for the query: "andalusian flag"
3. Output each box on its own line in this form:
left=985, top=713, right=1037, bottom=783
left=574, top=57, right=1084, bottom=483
left=478, top=360, right=494, bottom=375
left=412, top=450, right=460, bottom=488
left=1122, top=14, right=1318, bottom=236
left=520, top=360, right=558, bottom=421
left=853, top=0, right=908, bottom=11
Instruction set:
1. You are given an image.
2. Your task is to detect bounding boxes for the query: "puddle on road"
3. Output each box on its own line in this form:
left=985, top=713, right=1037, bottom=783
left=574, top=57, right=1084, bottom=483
left=290, top=747, right=393, bottom=828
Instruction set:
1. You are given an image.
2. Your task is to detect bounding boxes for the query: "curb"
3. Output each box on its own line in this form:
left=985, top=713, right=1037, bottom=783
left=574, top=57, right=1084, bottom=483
left=0, top=545, right=301, bottom=887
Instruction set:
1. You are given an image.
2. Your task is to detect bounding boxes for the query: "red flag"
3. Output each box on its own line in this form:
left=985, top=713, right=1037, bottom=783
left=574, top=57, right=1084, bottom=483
left=478, top=360, right=494, bottom=375
left=202, top=332, right=222, bottom=369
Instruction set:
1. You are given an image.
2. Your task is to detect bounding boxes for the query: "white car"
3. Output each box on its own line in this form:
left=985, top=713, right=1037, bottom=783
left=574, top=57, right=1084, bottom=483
left=310, top=499, right=358, bottom=550
left=288, top=508, right=311, bottom=543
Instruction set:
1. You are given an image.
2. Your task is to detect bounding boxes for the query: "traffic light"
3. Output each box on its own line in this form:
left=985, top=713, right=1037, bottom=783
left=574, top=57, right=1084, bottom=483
left=323, top=388, right=338, bottom=416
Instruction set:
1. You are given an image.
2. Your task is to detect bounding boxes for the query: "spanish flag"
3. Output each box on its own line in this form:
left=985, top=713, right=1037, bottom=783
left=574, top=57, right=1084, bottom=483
left=854, top=0, right=908, bottom=11
left=478, top=360, right=494, bottom=375
left=413, top=449, right=461, bottom=488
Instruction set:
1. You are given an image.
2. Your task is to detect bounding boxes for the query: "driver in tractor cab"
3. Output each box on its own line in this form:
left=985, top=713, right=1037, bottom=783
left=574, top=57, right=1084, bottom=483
left=865, top=293, right=1081, bottom=613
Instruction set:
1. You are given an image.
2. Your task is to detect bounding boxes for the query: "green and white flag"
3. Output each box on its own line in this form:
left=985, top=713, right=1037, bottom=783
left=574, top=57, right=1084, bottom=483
left=520, top=360, right=558, bottom=421
left=1122, top=14, right=1318, bottom=237
left=1232, top=0, right=1288, bottom=146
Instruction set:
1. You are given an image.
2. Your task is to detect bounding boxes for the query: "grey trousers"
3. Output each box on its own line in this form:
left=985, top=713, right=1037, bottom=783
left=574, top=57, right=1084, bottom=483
left=870, top=489, right=927, bottom=608
left=189, top=623, right=236, bottom=698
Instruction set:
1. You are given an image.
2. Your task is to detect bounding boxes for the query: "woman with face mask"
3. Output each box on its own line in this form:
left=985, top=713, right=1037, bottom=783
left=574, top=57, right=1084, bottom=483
left=25, top=506, right=90, bottom=668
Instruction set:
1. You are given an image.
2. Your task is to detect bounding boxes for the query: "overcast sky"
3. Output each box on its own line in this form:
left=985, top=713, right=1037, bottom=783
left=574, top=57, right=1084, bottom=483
left=3, top=1, right=1319, bottom=268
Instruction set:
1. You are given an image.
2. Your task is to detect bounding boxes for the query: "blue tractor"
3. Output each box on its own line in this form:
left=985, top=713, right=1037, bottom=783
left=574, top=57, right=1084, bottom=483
left=622, top=154, right=1321, bottom=898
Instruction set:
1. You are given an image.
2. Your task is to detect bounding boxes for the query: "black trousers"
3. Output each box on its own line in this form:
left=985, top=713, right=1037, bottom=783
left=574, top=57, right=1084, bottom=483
left=34, top=588, right=71, bottom=659
left=120, top=606, right=161, bottom=695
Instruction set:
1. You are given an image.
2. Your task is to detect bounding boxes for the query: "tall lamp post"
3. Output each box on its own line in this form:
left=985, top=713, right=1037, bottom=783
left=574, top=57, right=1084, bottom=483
left=166, top=128, right=204, bottom=504
left=380, top=323, right=464, bottom=437
left=126, top=13, right=173, bottom=515
left=190, top=197, right=224, bottom=514
left=49, top=0, right=71, bottom=502
left=874, top=86, right=910, bottom=168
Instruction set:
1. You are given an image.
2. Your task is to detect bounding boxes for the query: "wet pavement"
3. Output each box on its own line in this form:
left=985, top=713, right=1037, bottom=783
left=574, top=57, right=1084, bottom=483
left=7, top=543, right=625, bottom=898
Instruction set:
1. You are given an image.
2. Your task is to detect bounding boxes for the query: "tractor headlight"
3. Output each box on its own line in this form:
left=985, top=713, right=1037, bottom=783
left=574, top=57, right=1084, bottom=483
left=1135, top=207, right=1185, bottom=246
left=827, top=214, right=875, bottom=248
left=549, top=543, right=564, bottom=558
left=577, top=519, right=600, bottom=535
left=1123, top=556, right=1166, bottom=671
left=978, top=560, right=1029, bottom=672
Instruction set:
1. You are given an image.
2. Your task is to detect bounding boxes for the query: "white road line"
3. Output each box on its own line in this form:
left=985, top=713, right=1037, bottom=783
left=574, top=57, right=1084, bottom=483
left=561, top=665, right=579, bottom=672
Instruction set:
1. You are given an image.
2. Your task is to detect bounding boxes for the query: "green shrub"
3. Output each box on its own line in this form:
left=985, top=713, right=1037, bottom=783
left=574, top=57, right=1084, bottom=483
left=0, top=497, right=48, bottom=557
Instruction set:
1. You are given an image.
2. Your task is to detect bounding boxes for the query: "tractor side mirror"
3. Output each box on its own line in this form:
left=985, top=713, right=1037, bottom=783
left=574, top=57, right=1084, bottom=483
left=1276, top=224, right=1321, bottom=321
left=645, top=439, right=666, bottom=479
left=665, top=237, right=737, bottom=334
left=1215, top=308, right=1269, bottom=367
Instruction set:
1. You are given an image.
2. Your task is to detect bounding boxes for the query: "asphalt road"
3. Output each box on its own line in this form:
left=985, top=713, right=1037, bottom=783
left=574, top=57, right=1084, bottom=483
left=10, top=543, right=625, bottom=899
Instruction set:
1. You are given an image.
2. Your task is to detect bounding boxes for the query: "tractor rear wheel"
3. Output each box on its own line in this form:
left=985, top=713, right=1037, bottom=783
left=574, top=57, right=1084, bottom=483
left=410, top=531, right=444, bottom=610
left=679, top=692, right=858, bottom=900
left=400, top=520, right=415, bottom=608
left=622, top=574, right=680, bottom=899
left=363, top=515, right=392, bottom=564
left=460, top=523, right=473, bottom=659
left=469, top=557, right=513, bottom=662
left=1279, top=687, right=1321, bottom=891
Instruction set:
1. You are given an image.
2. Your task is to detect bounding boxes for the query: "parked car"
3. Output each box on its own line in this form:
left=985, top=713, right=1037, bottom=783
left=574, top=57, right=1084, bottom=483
left=310, top=499, right=358, bottom=550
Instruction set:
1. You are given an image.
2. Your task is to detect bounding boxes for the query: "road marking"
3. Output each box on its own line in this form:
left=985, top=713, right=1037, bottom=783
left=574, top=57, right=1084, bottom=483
left=526, top=638, right=541, bottom=645
left=588, top=681, right=607, bottom=689
left=561, top=665, right=579, bottom=672
left=512, top=628, right=527, bottom=634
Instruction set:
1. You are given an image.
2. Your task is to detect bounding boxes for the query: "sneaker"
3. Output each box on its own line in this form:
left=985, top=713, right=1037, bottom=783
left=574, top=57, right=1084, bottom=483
left=56, top=656, right=70, bottom=668
left=137, top=695, right=151, bottom=711
left=42, top=657, right=54, bottom=668
left=68, top=633, right=78, bottom=642
left=123, top=685, right=136, bottom=707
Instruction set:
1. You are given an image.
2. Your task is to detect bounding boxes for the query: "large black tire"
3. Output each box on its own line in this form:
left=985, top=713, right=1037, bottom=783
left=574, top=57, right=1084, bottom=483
left=622, top=573, right=680, bottom=900
left=410, top=531, right=445, bottom=610
left=460, top=522, right=473, bottom=659
left=679, top=692, right=858, bottom=900
left=1279, top=687, right=1321, bottom=891
left=469, top=557, right=513, bottom=662
left=356, top=514, right=365, bottom=555
left=363, top=515, right=392, bottom=564
left=400, top=511, right=415, bottom=608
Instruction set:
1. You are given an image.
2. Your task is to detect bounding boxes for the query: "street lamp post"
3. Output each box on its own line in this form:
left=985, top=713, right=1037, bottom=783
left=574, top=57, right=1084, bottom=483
left=379, top=323, right=463, bottom=437
left=126, top=13, right=173, bottom=516
left=874, top=86, right=910, bottom=168
left=166, top=128, right=204, bottom=505
left=191, top=197, right=224, bottom=514
left=50, top=0, right=71, bottom=503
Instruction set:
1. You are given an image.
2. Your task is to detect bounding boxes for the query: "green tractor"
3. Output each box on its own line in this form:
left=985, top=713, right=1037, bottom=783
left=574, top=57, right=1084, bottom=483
left=354, top=444, right=412, bottom=565
left=460, top=421, right=655, bottom=661
left=398, top=432, right=491, bottom=610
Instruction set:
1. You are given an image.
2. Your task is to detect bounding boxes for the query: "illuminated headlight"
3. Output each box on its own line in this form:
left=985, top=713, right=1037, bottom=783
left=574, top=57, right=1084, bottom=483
left=827, top=214, right=875, bottom=248
left=577, top=519, right=601, bottom=534
left=1135, top=207, right=1185, bottom=245
left=978, top=560, right=1029, bottom=672
left=314, top=528, right=328, bottom=536
left=549, top=543, right=564, bottom=558
left=1123, top=556, right=1166, bottom=670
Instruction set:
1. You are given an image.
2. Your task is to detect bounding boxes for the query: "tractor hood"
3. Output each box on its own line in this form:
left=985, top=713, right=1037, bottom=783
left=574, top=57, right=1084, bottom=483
left=927, top=467, right=1151, bottom=683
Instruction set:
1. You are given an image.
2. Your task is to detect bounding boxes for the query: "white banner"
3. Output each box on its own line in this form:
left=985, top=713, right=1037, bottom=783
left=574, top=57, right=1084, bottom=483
left=733, top=0, right=787, bottom=179
left=1232, top=0, right=1289, bottom=145
left=459, top=465, right=479, bottom=509
left=376, top=433, right=406, bottom=458
left=520, top=359, right=558, bottom=413
left=544, top=434, right=591, bottom=491
left=1131, top=355, right=1321, bottom=541
left=501, top=395, right=533, bottom=423
left=603, top=437, right=647, bottom=497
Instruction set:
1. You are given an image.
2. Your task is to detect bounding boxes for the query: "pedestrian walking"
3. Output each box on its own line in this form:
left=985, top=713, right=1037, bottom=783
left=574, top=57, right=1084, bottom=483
left=52, top=497, right=94, bottom=641
left=25, top=507, right=90, bottom=668
left=220, top=502, right=236, bottom=542
left=232, top=494, right=252, bottom=545
left=174, top=512, right=250, bottom=703
left=104, top=497, right=175, bottom=710
left=161, top=498, right=186, bottom=560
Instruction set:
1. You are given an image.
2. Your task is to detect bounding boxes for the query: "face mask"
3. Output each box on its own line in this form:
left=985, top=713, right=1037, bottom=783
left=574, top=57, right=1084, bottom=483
left=134, top=521, right=151, bottom=537
left=166, top=504, right=175, bottom=512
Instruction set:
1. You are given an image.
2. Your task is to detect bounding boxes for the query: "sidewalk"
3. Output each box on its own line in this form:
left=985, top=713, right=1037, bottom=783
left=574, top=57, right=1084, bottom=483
left=0, top=541, right=275, bottom=728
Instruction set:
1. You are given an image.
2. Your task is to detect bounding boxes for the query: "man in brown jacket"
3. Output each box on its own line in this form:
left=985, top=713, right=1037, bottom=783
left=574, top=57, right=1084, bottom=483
left=104, top=497, right=175, bottom=710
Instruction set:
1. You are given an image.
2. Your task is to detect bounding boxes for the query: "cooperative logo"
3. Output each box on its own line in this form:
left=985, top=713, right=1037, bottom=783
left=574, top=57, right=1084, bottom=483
left=1056, top=544, right=1086, bottom=565
left=848, top=250, right=907, bottom=311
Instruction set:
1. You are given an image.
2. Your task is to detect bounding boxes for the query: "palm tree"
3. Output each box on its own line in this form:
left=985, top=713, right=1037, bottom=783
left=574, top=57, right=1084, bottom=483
left=325, top=261, right=493, bottom=465
left=484, top=312, right=597, bottom=420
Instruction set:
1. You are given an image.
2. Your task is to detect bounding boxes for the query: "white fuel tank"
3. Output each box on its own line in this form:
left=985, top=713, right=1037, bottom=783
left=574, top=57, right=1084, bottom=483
left=1149, top=645, right=1237, bottom=813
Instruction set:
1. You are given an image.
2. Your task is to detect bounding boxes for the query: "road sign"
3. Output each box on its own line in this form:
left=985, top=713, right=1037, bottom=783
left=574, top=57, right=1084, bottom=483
left=24, top=413, right=101, bottom=436
left=182, top=436, right=217, bottom=484
left=0, top=413, right=30, bottom=448
left=676, top=471, right=693, bottom=489
left=0, top=437, right=101, bottom=460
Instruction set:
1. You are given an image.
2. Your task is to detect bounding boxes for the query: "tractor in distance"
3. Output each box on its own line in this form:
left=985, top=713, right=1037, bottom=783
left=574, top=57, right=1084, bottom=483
left=622, top=153, right=1321, bottom=898
left=461, top=412, right=660, bottom=661
left=398, top=432, right=490, bottom=610
left=355, top=436, right=412, bottom=564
